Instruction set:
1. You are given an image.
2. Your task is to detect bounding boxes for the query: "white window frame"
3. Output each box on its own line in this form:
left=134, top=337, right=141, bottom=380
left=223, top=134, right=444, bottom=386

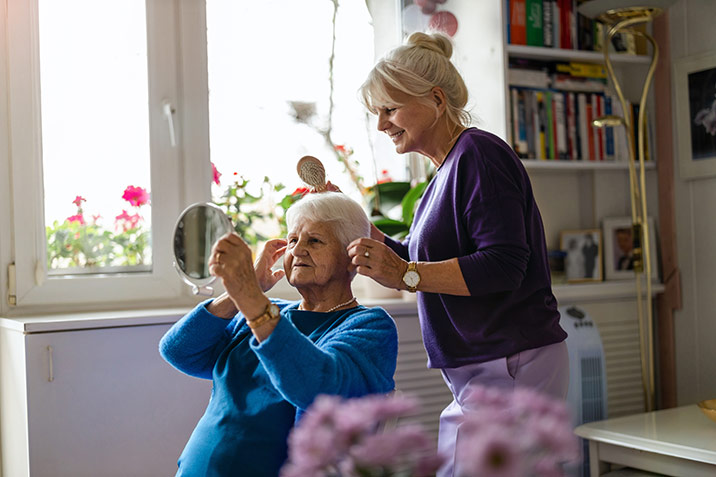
left=3, top=0, right=212, bottom=311
left=0, top=0, right=407, bottom=315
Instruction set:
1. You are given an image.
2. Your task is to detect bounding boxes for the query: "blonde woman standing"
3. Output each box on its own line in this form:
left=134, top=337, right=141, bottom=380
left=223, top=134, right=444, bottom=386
left=347, top=32, right=569, bottom=476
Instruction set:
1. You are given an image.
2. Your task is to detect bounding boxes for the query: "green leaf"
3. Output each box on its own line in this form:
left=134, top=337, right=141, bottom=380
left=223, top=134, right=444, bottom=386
left=366, top=182, right=411, bottom=215
left=400, top=181, right=428, bottom=225
left=371, top=217, right=408, bottom=238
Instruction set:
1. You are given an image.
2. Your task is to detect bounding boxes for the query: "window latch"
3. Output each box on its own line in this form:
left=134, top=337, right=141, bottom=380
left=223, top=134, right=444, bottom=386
left=162, top=100, right=177, bottom=147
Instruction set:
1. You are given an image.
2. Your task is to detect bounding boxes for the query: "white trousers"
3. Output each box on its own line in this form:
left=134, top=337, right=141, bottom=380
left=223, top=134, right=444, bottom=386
left=436, top=341, right=569, bottom=477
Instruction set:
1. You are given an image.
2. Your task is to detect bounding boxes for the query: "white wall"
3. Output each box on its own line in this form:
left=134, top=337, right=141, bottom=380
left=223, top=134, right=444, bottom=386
left=669, top=0, right=716, bottom=405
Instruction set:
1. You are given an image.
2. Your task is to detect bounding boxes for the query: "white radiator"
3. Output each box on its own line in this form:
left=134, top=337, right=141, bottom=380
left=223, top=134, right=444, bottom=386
left=392, top=313, right=454, bottom=440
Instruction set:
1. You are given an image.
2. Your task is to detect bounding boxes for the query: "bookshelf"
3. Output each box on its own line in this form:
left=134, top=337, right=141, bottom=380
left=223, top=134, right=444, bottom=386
left=502, top=1, right=661, bottom=299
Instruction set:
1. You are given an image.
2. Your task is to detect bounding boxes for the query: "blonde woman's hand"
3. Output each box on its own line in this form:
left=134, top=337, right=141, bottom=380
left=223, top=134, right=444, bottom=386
left=347, top=238, right=408, bottom=291
left=254, top=238, right=287, bottom=292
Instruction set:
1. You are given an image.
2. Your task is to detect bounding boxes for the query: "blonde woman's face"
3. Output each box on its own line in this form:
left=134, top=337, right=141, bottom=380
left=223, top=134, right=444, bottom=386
left=374, top=88, right=439, bottom=156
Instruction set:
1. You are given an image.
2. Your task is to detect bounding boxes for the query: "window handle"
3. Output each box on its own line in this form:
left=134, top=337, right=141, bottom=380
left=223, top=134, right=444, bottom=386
left=162, top=100, right=177, bottom=147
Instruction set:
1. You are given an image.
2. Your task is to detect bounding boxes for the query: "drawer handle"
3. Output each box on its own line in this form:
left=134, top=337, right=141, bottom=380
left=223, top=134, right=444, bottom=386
left=47, top=346, right=54, bottom=382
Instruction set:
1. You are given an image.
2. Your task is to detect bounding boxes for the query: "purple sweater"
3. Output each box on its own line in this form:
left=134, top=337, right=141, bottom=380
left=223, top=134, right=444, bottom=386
left=385, top=128, right=566, bottom=368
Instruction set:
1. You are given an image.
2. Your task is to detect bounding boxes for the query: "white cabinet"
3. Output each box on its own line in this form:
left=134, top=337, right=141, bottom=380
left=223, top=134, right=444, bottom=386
left=0, top=311, right=212, bottom=477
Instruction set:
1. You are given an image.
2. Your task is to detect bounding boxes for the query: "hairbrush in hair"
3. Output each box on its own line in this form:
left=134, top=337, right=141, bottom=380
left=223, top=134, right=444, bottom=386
left=297, top=155, right=327, bottom=192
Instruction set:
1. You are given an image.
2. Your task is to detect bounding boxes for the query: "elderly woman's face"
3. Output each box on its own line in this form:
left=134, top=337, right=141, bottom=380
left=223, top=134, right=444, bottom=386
left=284, top=219, right=351, bottom=289
left=375, top=87, right=438, bottom=156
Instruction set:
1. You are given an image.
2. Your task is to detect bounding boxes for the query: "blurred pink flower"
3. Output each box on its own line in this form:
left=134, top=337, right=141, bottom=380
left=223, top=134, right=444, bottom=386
left=211, top=162, right=222, bottom=185
left=282, top=393, right=442, bottom=477
left=66, top=214, right=85, bottom=225
left=456, top=428, right=522, bottom=477
left=122, top=185, right=150, bottom=207
left=115, top=210, right=142, bottom=232
left=72, top=196, right=86, bottom=207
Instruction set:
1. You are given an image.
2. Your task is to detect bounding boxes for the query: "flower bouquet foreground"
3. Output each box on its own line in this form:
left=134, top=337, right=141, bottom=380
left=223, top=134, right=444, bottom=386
left=280, top=385, right=578, bottom=477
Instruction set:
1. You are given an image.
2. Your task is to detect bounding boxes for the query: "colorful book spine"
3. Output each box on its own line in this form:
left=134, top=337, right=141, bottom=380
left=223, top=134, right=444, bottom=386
left=577, top=93, right=589, bottom=160
left=526, top=0, right=543, bottom=47
left=554, top=92, right=568, bottom=159
left=542, top=0, right=555, bottom=48
left=604, top=94, right=615, bottom=160
left=544, top=91, right=557, bottom=159
left=586, top=96, right=595, bottom=160
left=536, top=91, right=547, bottom=159
left=567, top=92, right=578, bottom=160
left=510, top=0, right=527, bottom=45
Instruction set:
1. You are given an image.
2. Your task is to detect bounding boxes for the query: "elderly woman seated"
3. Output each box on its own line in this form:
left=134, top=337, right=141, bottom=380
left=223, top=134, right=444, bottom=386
left=159, top=192, right=398, bottom=477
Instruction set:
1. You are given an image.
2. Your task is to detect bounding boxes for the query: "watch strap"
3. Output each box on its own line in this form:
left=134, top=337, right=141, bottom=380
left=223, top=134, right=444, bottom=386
left=247, top=303, right=280, bottom=329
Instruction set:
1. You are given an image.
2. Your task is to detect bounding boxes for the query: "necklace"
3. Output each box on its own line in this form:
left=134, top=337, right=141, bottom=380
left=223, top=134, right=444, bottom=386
left=300, top=296, right=357, bottom=313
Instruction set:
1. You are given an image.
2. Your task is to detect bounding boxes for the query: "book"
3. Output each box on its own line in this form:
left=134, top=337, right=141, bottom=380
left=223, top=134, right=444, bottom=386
left=604, top=94, right=615, bottom=161
left=542, top=0, right=555, bottom=48
left=577, top=93, right=589, bottom=160
left=508, top=67, right=551, bottom=88
left=566, top=92, right=578, bottom=160
left=558, top=0, right=572, bottom=49
left=536, top=91, right=548, bottom=159
left=546, top=90, right=555, bottom=159
left=510, top=0, right=527, bottom=45
left=554, top=92, right=568, bottom=159
left=526, top=0, right=543, bottom=47
left=586, top=95, right=595, bottom=160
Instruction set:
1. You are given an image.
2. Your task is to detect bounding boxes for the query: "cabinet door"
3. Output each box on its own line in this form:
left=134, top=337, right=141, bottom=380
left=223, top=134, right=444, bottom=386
left=25, top=324, right=211, bottom=477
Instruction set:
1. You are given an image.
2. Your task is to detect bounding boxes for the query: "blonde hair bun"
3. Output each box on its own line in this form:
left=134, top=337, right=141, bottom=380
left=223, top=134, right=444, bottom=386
left=406, top=31, right=453, bottom=60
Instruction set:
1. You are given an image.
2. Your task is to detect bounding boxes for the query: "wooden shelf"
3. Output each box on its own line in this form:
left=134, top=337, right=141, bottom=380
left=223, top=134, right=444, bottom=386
left=521, top=159, right=656, bottom=171
left=553, top=280, right=665, bottom=304
left=507, top=45, right=651, bottom=64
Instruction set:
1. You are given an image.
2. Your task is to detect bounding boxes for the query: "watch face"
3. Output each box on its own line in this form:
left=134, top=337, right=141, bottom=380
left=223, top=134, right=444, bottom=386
left=268, top=303, right=280, bottom=318
left=403, top=270, right=420, bottom=287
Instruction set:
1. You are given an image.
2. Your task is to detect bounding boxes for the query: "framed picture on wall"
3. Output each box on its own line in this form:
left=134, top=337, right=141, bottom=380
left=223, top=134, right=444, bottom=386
left=602, top=217, right=659, bottom=281
left=674, top=51, right=716, bottom=180
left=559, top=229, right=602, bottom=283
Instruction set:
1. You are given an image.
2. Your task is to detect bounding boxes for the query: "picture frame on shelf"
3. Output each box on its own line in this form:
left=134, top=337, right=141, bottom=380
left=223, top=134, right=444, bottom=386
left=559, top=229, right=602, bottom=283
left=602, top=216, right=659, bottom=281
left=674, top=51, right=716, bottom=180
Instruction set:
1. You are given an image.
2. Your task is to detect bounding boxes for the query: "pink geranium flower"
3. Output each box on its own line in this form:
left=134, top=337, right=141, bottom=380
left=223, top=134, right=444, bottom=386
left=115, top=210, right=142, bottom=232
left=122, top=185, right=150, bottom=207
left=211, top=162, right=222, bottom=185
left=66, top=214, right=85, bottom=225
left=72, top=196, right=86, bottom=207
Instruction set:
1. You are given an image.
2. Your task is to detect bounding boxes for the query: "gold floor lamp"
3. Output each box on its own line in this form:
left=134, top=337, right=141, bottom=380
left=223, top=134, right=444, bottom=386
left=578, top=0, right=675, bottom=412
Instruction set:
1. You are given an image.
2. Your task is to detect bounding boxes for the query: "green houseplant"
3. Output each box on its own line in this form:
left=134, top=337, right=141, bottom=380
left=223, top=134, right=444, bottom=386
left=366, top=180, right=429, bottom=240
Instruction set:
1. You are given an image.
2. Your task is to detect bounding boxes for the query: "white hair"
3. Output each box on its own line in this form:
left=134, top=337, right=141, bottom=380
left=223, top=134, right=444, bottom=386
left=285, top=192, right=370, bottom=248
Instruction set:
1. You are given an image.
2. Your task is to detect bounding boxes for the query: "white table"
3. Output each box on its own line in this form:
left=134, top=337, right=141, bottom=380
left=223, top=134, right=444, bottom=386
left=575, top=405, right=716, bottom=476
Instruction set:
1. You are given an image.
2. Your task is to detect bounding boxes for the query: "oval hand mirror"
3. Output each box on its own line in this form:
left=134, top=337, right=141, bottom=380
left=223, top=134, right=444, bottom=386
left=173, top=202, right=233, bottom=295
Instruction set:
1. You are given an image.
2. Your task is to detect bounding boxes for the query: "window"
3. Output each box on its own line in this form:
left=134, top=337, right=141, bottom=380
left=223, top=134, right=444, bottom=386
left=5, top=0, right=192, bottom=308
left=1, top=0, right=400, bottom=311
left=39, top=0, right=153, bottom=274
left=205, top=0, right=401, bottom=244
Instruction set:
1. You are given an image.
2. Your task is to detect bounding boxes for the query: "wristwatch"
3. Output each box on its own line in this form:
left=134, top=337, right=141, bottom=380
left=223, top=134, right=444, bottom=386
left=247, top=302, right=280, bottom=329
left=402, top=261, right=420, bottom=293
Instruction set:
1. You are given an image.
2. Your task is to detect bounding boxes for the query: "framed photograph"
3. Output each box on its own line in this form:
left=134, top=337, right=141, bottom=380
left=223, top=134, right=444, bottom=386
left=674, top=51, right=716, bottom=180
left=602, top=217, right=659, bottom=281
left=559, top=229, right=602, bottom=283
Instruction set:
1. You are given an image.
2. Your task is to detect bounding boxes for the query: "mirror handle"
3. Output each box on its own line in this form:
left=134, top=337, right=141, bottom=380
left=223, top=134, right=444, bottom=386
left=192, top=285, right=214, bottom=296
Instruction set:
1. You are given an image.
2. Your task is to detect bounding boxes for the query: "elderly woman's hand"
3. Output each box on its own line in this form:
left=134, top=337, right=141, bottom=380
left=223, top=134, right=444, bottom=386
left=209, top=233, right=263, bottom=306
left=347, top=238, right=407, bottom=290
left=254, top=238, right=287, bottom=292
